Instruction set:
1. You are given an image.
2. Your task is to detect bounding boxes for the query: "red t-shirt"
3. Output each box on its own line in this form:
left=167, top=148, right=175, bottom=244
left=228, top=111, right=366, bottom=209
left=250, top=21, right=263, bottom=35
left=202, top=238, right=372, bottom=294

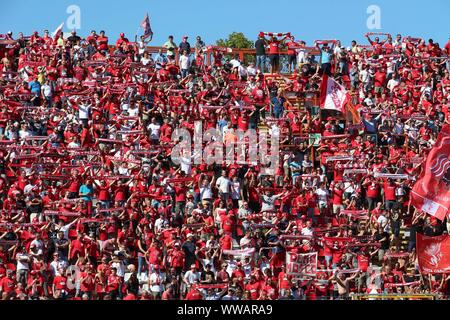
left=245, top=282, right=261, bottom=299
left=0, top=277, right=15, bottom=293
left=53, top=275, right=67, bottom=290
left=332, top=188, right=343, bottom=205
left=366, top=183, right=380, bottom=198
left=268, top=40, right=280, bottom=55
left=357, top=254, right=370, bottom=272
left=383, top=182, right=396, bottom=201
left=185, top=289, right=203, bottom=300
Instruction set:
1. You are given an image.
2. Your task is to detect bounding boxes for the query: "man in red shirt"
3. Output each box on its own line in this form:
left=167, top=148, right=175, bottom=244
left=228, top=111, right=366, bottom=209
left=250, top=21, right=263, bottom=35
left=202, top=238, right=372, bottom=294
left=245, top=275, right=261, bottom=299
left=286, top=35, right=299, bottom=73
left=264, top=34, right=288, bottom=74
left=0, top=270, right=16, bottom=300
left=96, top=30, right=109, bottom=53
left=116, top=33, right=130, bottom=50
left=383, top=179, right=398, bottom=211
left=185, top=285, right=203, bottom=300
left=52, top=267, right=68, bottom=299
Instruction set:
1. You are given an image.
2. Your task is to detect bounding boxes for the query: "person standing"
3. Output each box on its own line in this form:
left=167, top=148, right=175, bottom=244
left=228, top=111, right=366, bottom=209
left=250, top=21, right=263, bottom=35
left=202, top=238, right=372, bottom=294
left=179, top=50, right=191, bottom=78
left=179, top=36, right=191, bottom=56
left=255, top=34, right=267, bottom=73
left=163, top=35, right=177, bottom=61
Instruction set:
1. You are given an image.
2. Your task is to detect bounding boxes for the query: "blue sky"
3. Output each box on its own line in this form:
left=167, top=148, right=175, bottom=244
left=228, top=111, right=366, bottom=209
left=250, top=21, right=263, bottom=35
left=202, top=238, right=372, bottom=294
left=1, top=0, right=449, bottom=47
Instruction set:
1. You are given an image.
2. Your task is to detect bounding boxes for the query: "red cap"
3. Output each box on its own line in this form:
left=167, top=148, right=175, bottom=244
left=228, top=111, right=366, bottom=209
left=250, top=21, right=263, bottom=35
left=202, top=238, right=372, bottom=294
left=120, top=33, right=125, bottom=37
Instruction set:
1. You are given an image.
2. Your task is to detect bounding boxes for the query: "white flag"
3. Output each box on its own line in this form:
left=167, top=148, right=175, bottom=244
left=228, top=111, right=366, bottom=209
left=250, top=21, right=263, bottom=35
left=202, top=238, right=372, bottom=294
left=319, top=74, right=349, bottom=113
left=52, top=22, right=64, bottom=41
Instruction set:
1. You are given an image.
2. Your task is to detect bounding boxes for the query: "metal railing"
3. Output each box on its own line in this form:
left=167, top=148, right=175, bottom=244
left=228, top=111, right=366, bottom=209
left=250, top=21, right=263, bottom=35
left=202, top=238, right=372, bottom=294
left=351, top=293, right=439, bottom=300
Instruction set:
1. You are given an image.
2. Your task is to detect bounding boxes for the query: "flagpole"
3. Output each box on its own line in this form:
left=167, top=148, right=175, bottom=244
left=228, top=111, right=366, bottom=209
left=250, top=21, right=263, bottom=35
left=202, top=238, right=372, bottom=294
left=134, top=25, right=141, bottom=44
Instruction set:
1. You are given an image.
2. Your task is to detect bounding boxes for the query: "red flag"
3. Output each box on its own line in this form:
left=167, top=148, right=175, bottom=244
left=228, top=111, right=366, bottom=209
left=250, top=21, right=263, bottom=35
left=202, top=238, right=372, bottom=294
left=52, top=22, right=64, bottom=41
left=140, top=13, right=153, bottom=39
left=417, top=233, right=450, bottom=273
left=410, top=125, right=450, bottom=221
left=319, top=74, right=349, bottom=113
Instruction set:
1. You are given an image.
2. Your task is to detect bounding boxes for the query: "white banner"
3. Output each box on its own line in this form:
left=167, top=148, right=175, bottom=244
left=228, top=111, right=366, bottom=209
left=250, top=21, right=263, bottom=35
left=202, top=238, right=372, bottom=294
left=286, top=252, right=318, bottom=276
left=222, top=248, right=255, bottom=257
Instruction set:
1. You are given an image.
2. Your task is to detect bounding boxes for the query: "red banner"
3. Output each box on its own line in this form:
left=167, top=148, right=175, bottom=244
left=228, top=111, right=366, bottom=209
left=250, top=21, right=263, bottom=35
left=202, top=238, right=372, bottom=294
left=411, top=125, right=450, bottom=221
left=417, top=233, right=450, bottom=273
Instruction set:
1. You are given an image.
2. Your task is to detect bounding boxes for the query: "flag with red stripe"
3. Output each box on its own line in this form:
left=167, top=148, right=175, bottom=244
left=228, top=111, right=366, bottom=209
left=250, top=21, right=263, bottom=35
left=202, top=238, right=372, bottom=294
left=319, top=74, right=349, bottom=113
left=140, top=13, right=153, bottom=39
left=410, top=125, right=450, bottom=221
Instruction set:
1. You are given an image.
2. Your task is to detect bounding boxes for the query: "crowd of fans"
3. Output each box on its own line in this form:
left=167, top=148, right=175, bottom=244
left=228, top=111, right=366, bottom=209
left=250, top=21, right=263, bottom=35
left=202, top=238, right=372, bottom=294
left=0, top=28, right=449, bottom=300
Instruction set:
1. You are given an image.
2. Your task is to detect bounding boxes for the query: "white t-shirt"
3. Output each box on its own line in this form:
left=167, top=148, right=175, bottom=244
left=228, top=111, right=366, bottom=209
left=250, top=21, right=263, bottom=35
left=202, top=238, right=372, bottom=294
left=247, top=66, right=257, bottom=76
left=377, top=215, right=389, bottom=231
left=50, top=260, right=69, bottom=276
left=387, top=78, right=400, bottom=92
left=77, top=103, right=91, bottom=119
left=128, top=106, right=139, bottom=117
left=315, top=188, right=329, bottom=203
left=141, top=57, right=151, bottom=66
left=184, top=270, right=200, bottom=284
left=180, top=55, right=190, bottom=70
left=238, top=65, right=248, bottom=77
left=16, top=253, right=30, bottom=270
left=216, top=176, right=231, bottom=194
left=201, top=258, right=216, bottom=273
left=360, top=69, right=370, bottom=83
left=200, top=185, right=213, bottom=200
left=261, top=194, right=280, bottom=212
left=297, top=49, right=307, bottom=64
left=42, top=84, right=52, bottom=97
left=111, top=261, right=125, bottom=277
left=149, top=272, right=165, bottom=292
left=230, top=59, right=241, bottom=68
left=148, top=123, right=161, bottom=140
left=18, top=130, right=31, bottom=139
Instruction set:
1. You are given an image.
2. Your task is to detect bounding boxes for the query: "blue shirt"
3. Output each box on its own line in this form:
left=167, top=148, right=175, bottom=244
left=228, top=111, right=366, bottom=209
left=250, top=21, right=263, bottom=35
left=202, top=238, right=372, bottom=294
left=289, top=161, right=301, bottom=177
left=321, top=49, right=331, bottom=64
left=29, top=81, right=41, bottom=95
left=218, top=119, right=227, bottom=131
left=154, top=53, right=168, bottom=69
left=79, top=184, right=93, bottom=201
left=271, top=97, right=284, bottom=112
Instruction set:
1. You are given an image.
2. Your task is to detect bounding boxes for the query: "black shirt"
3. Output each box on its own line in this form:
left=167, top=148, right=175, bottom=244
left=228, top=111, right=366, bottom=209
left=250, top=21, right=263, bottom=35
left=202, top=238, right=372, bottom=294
left=182, top=240, right=196, bottom=267
left=375, top=232, right=390, bottom=250
left=201, top=270, right=215, bottom=283
left=67, top=35, right=81, bottom=45
left=179, top=42, right=191, bottom=54
left=255, top=39, right=266, bottom=56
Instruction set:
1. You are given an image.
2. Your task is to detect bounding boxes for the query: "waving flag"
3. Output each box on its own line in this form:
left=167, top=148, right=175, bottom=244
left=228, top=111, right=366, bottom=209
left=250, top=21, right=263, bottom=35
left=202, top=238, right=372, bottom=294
left=52, top=22, right=64, bottom=41
left=140, top=13, right=153, bottom=39
left=417, top=233, right=450, bottom=273
left=410, top=125, right=450, bottom=221
left=319, top=74, right=350, bottom=113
